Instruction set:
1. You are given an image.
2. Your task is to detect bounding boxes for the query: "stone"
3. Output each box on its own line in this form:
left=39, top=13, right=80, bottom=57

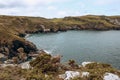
left=59, top=71, right=80, bottom=80
left=20, top=61, right=31, bottom=69
left=0, top=53, right=5, bottom=58
left=0, top=64, right=17, bottom=68
left=59, top=74, right=66, bottom=79
left=81, top=62, right=94, bottom=67
left=103, top=73, right=120, bottom=80
left=0, top=53, right=7, bottom=62
left=81, top=72, right=89, bottom=77
left=4, top=47, right=9, bottom=55
left=65, top=71, right=80, bottom=80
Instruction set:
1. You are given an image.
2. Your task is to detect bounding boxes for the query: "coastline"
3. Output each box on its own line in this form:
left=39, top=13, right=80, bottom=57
left=0, top=15, right=120, bottom=79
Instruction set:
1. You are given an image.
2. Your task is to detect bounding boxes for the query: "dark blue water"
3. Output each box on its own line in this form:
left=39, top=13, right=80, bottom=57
left=26, top=30, right=120, bottom=69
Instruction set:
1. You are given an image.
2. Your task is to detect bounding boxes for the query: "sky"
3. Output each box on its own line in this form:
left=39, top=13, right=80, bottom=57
left=0, top=0, right=120, bottom=18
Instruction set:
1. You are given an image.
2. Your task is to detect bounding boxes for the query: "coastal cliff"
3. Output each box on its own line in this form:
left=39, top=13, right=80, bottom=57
left=0, top=15, right=120, bottom=62
left=0, top=15, right=120, bottom=34
left=0, top=15, right=120, bottom=80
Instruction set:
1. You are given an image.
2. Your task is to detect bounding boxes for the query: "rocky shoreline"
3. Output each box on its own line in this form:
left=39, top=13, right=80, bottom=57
left=0, top=15, right=120, bottom=79
left=0, top=51, right=120, bottom=80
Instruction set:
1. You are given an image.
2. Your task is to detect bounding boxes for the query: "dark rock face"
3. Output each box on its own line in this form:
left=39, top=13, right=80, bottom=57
left=0, top=40, right=38, bottom=58
left=18, top=33, right=26, bottom=37
left=0, top=39, right=37, bottom=63
left=12, top=40, right=37, bottom=54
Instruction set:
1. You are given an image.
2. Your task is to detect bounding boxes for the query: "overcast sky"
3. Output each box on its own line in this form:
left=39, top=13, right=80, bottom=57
left=0, top=0, right=120, bottom=18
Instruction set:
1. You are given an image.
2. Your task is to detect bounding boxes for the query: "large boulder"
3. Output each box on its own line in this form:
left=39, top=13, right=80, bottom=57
left=20, top=61, right=31, bottom=69
left=59, top=71, right=80, bottom=80
left=0, top=53, right=7, bottom=62
left=81, top=72, right=89, bottom=77
left=104, top=73, right=120, bottom=80
left=81, top=62, right=94, bottom=67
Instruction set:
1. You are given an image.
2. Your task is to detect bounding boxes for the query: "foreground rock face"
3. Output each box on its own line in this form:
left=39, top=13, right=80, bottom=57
left=59, top=71, right=80, bottom=80
left=59, top=71, right=90, bottom=80
left=81, top=72, right=89, bottom=77
left=20, top=61, right=31, bottom=69
left=0, top=63, right=18, bottom=68
left=104, top=73, right=120, bottom=80
left=12, top=40, right=37, bottom=54
left=59, top=61, right=120, bottom=80
left=0, top=39, right=37, bottom=63
left=65, top=71, right=80, bottom=80
left=81, top=62, right=94, bottom=67
left=0, top=57, right=120, bottom=80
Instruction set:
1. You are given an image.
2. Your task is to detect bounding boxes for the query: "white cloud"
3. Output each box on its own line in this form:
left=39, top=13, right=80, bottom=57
left=94, top=0, right=119, bottom=5
left=47, top=6, right=57, bottom=10
left=56, top=10, right=83, bottom=18
left=57, top=11, right=68, bottom=17
left=0, top=0, right=119, bottom=18
left=0, top=8, right=19, bottom=15
left=77, top=2, right=85, bottom=8
left=0, top=0, right=15, bottom=5
left=0, top=0, right=69, bottom=8
left=0, top=0, right=71, bottom=18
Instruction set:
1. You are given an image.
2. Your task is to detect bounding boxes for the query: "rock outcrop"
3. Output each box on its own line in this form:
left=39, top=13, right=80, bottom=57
left=104, top=73, right=120, bottom=80
left=59, top=71, right=80, bottom=80
left=0, top=39, right=37, bottom=63
left=19, top=61, right=31, bottom=69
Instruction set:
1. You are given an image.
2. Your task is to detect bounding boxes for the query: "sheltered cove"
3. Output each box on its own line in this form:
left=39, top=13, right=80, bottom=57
left=0, top=15, right=120, bottom=80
